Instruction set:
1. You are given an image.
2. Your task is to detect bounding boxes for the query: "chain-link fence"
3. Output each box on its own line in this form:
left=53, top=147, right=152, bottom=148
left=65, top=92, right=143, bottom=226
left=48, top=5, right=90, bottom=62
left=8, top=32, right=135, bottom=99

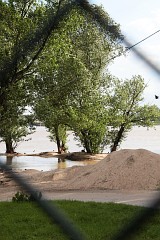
left=0, top=1, right=160, bottom=239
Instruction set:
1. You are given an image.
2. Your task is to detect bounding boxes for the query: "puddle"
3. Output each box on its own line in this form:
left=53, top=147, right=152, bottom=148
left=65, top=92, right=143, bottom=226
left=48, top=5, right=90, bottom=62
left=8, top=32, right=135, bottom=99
left=0, top=155, right=98, bottom=171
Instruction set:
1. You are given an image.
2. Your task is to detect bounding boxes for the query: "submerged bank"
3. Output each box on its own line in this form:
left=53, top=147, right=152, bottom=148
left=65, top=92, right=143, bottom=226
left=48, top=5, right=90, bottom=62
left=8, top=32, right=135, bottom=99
left=0, top=151, right=108, bottom=161
left=1, top=149, right=160, bottom=191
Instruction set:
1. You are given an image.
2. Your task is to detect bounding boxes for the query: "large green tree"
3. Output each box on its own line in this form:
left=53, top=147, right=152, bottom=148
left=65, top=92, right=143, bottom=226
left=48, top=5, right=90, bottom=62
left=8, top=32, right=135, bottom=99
left=0, top=0, right=49, bottom=152
left=0, top=0, right=79, bottom=153
left=0, top=80, right=35, bottom=153
left=34, top=5, right=123, bottom=153
left=107, top=75, right=160, bottom=152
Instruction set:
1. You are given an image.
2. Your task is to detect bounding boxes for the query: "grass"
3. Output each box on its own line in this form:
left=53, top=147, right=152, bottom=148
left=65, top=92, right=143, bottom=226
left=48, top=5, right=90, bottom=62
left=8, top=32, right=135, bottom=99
left=0, top=200, right=160, bottom=240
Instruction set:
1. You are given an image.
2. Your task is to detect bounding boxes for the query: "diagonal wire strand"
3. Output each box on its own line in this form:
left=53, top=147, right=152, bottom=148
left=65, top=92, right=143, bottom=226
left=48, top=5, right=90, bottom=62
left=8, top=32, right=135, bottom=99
left=111, top=191, right=160, bottom=240
left=124, top=38, right=160, bottom=76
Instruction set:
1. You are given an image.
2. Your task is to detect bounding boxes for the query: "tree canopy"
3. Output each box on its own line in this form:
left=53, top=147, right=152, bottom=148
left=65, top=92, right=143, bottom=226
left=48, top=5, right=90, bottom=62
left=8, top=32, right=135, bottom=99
left=0, top=0, right=159, bottom=154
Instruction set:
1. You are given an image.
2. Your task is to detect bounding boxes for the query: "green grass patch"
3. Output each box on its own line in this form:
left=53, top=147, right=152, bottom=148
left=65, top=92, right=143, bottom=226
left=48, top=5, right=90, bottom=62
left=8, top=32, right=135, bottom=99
left=0, top=200, right=160, bottom=239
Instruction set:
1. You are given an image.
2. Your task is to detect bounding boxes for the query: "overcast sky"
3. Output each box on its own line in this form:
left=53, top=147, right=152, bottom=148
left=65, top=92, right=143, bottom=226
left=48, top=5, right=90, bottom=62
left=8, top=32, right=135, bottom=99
left=90, top=0, right=160, bottom=107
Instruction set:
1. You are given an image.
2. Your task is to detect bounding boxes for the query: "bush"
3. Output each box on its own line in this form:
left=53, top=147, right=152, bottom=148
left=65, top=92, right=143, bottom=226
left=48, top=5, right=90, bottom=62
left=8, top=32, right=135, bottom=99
left=12, top=191, right=42, bottom=202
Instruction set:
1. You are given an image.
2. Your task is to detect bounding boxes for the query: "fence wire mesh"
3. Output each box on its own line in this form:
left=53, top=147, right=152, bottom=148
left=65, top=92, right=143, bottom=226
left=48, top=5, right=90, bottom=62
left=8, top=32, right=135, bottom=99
left=0, top=0, right=160, bottom=239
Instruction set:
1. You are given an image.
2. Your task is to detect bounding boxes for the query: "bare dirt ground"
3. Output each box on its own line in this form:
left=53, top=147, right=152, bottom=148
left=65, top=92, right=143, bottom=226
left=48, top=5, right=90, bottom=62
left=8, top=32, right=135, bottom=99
left=1, top=149, right=160, bottom=201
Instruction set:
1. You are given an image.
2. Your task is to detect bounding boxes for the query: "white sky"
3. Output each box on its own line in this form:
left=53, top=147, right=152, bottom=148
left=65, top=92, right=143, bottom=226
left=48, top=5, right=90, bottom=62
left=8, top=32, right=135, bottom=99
left=90, top=0, right=160, bottom=107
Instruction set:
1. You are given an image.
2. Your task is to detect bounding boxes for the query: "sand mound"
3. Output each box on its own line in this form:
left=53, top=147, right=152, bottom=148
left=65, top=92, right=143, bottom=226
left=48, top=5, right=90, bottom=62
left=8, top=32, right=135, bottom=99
left=47, top=149, right=160, bottom=190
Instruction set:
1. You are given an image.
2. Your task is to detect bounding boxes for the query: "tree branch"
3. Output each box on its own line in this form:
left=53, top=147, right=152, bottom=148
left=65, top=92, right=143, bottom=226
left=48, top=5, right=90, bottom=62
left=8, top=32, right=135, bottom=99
left=0, top=0, right=73, bottom=85
left=12, top=0, right=65, bottom=83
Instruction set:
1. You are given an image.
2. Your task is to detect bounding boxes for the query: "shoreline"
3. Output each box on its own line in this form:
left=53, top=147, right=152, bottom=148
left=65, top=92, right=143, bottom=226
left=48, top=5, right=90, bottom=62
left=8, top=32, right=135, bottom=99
left=1, top=149, right=160, bottom=199
left=0, top=151, right=108, bottom=161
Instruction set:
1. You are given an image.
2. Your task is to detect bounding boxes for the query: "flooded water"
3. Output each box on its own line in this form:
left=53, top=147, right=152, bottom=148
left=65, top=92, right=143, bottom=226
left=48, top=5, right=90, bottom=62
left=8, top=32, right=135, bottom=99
left=0, top=155, right=98, bottom=171
left=121, top=126, right=160, bottom=154
left=0, top=126, right=160, bottom=171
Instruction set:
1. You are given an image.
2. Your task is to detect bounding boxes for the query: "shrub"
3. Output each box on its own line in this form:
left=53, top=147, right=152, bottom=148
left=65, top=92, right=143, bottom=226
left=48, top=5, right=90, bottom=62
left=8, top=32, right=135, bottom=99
left=12, top=191, right=42, bottom=202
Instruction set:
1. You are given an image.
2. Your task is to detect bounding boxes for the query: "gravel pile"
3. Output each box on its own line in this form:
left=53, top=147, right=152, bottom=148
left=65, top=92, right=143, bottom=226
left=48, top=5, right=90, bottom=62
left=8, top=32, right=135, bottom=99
left=48, top=149, right=160, bottom=190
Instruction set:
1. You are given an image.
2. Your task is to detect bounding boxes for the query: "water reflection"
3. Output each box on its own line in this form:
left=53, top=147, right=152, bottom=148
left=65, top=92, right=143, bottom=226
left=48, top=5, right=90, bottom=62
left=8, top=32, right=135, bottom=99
left=58, top=158, right=65, bottom=163
left=6, top=156, right=13, bottom=165
left=0, top=155, right=97, bottom=171
left=57, top=159, right=67, bottom=169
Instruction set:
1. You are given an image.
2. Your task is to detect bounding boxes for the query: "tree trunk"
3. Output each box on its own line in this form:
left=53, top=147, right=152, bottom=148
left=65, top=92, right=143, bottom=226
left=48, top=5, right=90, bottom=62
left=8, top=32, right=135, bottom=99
left=61, top=141, right=67, bottom=153
left=56, top=137, right=61, bottom=154
left=55, top=126, right=61, bottom=153
left=5, top=139, right=15, bottom=154
left=81, top=130, right=92, bottom=153
left=111, top=124, right=125, bottom=152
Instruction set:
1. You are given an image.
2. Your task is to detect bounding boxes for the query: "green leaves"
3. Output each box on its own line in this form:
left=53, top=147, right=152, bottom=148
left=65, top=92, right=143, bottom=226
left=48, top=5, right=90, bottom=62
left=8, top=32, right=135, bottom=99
left=107, top=75, right=160, bottom=151
left=32, top=2, right=123, bottom=154
left=0, top=0, right=125, bottom=153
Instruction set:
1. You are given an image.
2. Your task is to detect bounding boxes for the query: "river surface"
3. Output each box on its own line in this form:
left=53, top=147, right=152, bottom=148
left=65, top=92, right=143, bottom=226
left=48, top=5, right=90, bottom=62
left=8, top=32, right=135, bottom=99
left=0, top=126, right=160, bottom=171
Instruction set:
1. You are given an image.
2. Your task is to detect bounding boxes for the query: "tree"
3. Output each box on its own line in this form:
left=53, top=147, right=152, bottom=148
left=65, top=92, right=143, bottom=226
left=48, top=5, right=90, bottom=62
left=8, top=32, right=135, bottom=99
left=61, top=7, right=122, bottom=153
left=0, top=0, right=49, bottom=152
left=34, top=5, right=123, bottom=153
left=0, top=0, right=123, bottom=153
left=107, top=75, right=160, bottom=152
left=34, top=97, right=69, bottom=153
left=0, top=0, right=79, bottom=152
left=0, top=81, right=35, bottom=153
left=63, top=72, right=111, bottom=153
